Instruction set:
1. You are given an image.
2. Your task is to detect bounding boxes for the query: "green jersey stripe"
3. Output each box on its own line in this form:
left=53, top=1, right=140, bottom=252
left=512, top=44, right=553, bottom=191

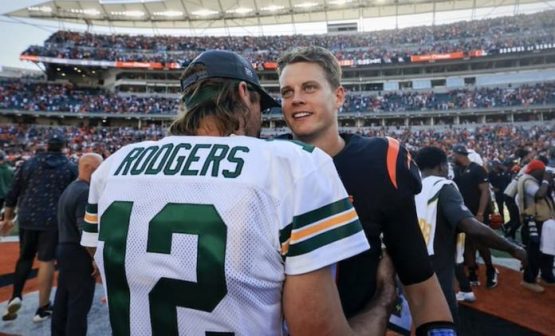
left=86, top=203, right=98, bottom=214
left=287, top=219, right=363, bottom=257
left=293, top=198, right=352, bottom=230
left=83, top=222, right=99, bottom=233
left=279, top=223, right=292, bottom=244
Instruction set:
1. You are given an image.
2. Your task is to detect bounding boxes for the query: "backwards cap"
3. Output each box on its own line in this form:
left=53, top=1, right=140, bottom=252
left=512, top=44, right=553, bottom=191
left=180, top=50, right=279, bottom=111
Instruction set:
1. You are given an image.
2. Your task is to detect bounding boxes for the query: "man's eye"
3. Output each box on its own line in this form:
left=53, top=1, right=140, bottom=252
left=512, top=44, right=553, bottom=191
left=281, top=90, right=292, bottom=98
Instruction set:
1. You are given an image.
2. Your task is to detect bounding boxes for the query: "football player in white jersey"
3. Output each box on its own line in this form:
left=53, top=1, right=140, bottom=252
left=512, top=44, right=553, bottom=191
left=81, top=50, right=396, bottom=336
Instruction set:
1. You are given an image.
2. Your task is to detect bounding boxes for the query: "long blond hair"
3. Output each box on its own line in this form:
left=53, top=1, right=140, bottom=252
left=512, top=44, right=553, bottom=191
left=169, top=64, right=260, bottom=136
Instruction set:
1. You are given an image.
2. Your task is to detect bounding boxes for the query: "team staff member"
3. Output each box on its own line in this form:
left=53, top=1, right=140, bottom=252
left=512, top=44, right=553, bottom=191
left=452, top=145, right=498, bottom=288
left=488, top=160, right=511, bottom=223
left=277, top=46, right=455, bottom=335
left=52, top=153, right=103, bottom=336
left=81, top=50, right=396, bottom=336
left=414, top=146, right=527, bottom=325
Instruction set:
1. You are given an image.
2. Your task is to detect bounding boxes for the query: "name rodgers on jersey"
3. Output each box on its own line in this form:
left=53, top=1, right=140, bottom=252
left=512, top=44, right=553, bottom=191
left=114, top=143, right=249, bottom=178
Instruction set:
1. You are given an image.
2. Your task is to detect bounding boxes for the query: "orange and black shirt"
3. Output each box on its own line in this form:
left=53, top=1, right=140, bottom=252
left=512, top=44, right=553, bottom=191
left=279, top=133, right=434, bottom=317
left=333, top=134, right=433, bottom=317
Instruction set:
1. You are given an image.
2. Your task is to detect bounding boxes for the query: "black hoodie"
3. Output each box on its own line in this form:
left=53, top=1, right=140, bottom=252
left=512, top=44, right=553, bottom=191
left=5, top=152, right=77, bottom=230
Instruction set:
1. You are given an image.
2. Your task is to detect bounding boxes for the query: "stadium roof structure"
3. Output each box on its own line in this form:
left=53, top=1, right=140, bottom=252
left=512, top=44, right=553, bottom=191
left=3, top=0, right=547, bottom=30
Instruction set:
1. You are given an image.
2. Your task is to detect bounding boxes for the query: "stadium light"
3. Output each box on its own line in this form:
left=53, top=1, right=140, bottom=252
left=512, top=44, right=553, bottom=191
left=83, top=9, right=101, bottom=16
left=28, top=6, right=53, bottom=13
left=66, top=8, right=101, bottom=16
left=153, top=11, right=184, bottom=17
left=100, top=0, right=162, bottom=4
left=294, top=2, right=319, bottom=9
left=110, top=10, right=145, bottom=17
left=329, top=0, right=353, bottom=5
left=191, top=9, right=219, bottom=17
left=226, top=7, right=253, bottom=15
left=260, top=5, right=285, bottom=12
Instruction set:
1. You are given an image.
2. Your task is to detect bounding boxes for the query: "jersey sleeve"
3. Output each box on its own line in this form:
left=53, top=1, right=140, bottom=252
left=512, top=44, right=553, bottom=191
left=439, top=184, right=474, bottom=229
left=80, top=157, right=111, bottom=248
left=385, top=137, right=422, bottom=197
left=279, top=148, right=370, bottom=275
left=382, top=192, right=434, bottom=285
left=382, top=137, right=433, bottom=285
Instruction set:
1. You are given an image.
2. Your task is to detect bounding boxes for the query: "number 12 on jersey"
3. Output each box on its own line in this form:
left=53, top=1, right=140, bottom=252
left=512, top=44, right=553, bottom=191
left=99, top=201, right=234, bottom=336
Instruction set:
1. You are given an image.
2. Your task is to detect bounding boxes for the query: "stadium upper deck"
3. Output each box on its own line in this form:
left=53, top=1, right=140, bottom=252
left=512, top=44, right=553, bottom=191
left=20, top=10, right=555, bottom=68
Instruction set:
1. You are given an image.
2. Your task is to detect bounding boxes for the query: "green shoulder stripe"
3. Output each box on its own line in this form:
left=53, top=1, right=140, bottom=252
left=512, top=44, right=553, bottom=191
left=293, top=198, right=352, bottom=230
left=83, top=222, right=98, bottom=233
left=86, top=203, right=98, bottom=214
left=279, top=223, right=292, bottom=244
left=287, top=219, right=363, bottom=257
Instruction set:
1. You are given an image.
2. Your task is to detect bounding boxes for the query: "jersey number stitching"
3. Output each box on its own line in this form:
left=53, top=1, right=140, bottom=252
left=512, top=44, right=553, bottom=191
left=99, top=201, right=233, bottom=336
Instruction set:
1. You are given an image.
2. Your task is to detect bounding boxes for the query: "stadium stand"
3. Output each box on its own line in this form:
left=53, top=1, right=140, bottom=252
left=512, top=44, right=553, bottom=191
left=20, top=10, right=555, bottom=65
left=0, top=123, right=552, bottom=167
left=2, top=78, right=555, bottom=115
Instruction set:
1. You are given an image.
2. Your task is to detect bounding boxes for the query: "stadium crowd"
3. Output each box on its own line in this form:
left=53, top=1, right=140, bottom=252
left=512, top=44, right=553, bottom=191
left=20, top=10, right=555, bottom=64
left=340, top=82, right=555, bottom=113
left=2, top=79, right=555, bottom=115
left=0, top=80, right=177, bottom=114
left=0, top=124, right=552, bottom=168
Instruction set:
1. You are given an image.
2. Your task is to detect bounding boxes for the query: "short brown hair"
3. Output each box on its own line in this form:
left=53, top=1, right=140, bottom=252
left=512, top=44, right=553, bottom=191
left=169, top=63, right=260, bottom=136
left=277, top=46, right=342, bottom=89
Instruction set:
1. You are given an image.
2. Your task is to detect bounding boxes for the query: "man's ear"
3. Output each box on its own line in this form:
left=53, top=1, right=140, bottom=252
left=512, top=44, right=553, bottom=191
left=335, top=85, right=345, bottom=109
left=238, top=81, right=250, bottom=104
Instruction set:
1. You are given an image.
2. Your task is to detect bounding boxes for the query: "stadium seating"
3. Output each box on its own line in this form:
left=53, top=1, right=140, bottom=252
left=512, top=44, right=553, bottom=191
left=1, top=124, right=552, bottom=168
left=2, top=79, right=554, bottom=115
left=20, top=10, right=555, bottom=65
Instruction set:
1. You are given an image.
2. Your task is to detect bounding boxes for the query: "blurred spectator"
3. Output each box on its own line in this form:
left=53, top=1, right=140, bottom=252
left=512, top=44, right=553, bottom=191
left=517, top=160, right=555, bottom=293
left=0, top=150, right=14, bottom=211
left=489, top=160, right=512, bottom=223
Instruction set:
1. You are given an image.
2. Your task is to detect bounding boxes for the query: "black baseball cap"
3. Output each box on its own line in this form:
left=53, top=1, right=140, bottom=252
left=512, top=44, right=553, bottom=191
left=452, top=144, right=469, bottom=156
left=48, top=131, right=65, bottom=144
left=180, top=50, right=279, bottom=111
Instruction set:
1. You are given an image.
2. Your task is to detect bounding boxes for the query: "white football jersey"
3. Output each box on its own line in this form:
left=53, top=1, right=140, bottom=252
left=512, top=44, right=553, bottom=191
left=81, top=135, right=369, bottom=336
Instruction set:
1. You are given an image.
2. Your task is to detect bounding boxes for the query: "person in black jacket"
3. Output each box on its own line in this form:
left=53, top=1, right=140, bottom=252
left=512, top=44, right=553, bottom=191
left=52, top=153, right=103, bottom=336
left=1, top=132, right=77, bottom=322
left=488, top=160, right=511, bottom=223
left=453, top=145, right=498, bottom=289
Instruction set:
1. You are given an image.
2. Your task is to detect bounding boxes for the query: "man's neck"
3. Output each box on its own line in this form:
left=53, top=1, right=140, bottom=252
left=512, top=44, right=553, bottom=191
left=77, top=177, right=90, bottom=184
left=293, top=132, right=345, bottom=157
left=421, top=170, right=441, bottom=179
